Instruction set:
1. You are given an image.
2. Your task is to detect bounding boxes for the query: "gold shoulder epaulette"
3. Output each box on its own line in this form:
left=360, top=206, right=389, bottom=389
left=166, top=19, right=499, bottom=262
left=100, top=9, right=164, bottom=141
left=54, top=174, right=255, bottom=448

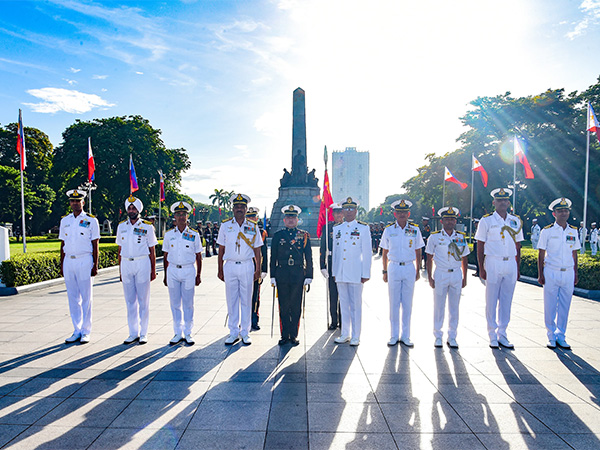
left=248, top=218, right=258, bottom=225
left=61, top=214, right=68, bottom=218
left=431, top=230, right=441, bottom=234
left=544, top=224, right=553, bottom=229
left=119, top=220, right=126, bottom=224
left=87, top=213, right=96, bottom=218
left=457, top=231, right=466, bottom=235
left=569, top=224, right=578, bottom=229
left=222, top=217, right=231, bottom=223
left=142, top=220, right=153, bottom=225
left=385, top=223, right=394, bottom=228
left=357, top=220, right=367, bottom=225
left=483, top=213, right=493, bottom=218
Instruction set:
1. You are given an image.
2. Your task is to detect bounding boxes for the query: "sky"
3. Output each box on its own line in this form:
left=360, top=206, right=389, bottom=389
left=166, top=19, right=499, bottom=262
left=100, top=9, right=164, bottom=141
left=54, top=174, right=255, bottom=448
left=1, top=0, right=600, bottom=215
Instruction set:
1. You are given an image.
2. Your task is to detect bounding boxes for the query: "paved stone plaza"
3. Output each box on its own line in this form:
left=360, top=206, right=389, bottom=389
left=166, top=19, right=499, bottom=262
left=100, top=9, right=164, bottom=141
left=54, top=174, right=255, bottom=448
left=1, top=249, right=599, bottom=449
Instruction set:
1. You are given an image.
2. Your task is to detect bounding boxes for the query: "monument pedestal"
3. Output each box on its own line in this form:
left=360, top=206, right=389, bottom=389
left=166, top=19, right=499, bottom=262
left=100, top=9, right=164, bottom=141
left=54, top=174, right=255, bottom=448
left=270, top=186, right=320, bottom=236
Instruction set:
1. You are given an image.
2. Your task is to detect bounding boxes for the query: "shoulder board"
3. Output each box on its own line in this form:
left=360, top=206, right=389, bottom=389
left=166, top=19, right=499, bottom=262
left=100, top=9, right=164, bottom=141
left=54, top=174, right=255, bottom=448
left=61, top=214, right=68, bottom=218
left=85, top=213, right=95, bottom=218
left=119, top=220, right=126, bottom=224
left=222, top=218, right=231, bottom=223
left=483, top=213, right=493, bottom=218
left=409, top=222, right=418, bottom=227
left=142, top=220, right=153, bottom=225
left=357, top=220, right=368, bottom=225
left=431, top=230, right=441, bottom=234
left=457, top=231, right=466, bottom=235
left=569, top=224, right=577, bottom=229
left=544, top=224, right=553, bottom=229
left=385, top=223, right=394, bottom=228
left=247, top=219, right=258, bottom=225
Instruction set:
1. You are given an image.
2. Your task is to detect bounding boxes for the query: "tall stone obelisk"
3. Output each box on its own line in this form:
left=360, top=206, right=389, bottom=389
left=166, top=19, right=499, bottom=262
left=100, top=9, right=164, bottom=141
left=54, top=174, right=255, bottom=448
left=270, top=88, right=320, bottom=236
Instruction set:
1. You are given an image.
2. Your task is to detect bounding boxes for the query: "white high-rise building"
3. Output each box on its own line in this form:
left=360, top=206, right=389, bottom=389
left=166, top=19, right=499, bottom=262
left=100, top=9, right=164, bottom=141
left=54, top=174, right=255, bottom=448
left=332, top=147, right=370, bottom=211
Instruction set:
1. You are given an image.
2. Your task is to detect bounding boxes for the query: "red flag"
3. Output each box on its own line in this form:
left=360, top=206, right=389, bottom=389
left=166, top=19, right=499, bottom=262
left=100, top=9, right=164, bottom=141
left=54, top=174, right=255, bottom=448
left=159, top=170, right=165, bottom=201
left=514, top=137, right=534, bottom=179
left=379, top=207, right=383, bottom=216
left=444, top=167, right=468, bottom=189
left=87, top=137, right=95, bottom=182
left=431, top=206, right=436, bottom=217
left=472, top=155, right=488, bottom=187
left=16, top=109, right=26, bottom=171
left=317, top=169, right=334, bottom=237
left=587, top=102, right=600, bottom=143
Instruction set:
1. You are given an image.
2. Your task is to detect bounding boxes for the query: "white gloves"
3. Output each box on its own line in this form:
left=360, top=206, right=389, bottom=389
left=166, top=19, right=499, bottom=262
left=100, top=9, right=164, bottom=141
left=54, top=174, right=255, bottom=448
left=271, top=278, right=276, bottom=287
left=261, top=272, right=267, bottom=280
left=303, top=278, right=312, bottom=285
left=320, top=269, right=329, bottom=278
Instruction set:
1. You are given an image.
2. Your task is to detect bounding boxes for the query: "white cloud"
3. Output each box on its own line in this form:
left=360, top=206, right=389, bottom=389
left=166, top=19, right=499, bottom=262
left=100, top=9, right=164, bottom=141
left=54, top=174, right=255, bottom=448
left=567, top=0, right=600, bottom=39
left=63, top=78, right=77, bottom=85
left=136, top=71, right=144, bottom=75
left=69, top=67, right=80, bottom=73
left=92, top=74, right=108, bottom=79
left=24, top=87, right=115, bottom=114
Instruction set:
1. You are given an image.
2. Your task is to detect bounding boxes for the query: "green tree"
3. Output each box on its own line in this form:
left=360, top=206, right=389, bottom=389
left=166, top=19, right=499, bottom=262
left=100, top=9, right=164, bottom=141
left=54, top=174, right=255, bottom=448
left=209, top=188, right=234, bottom=220
left=51, top=115, right=191, bottom=225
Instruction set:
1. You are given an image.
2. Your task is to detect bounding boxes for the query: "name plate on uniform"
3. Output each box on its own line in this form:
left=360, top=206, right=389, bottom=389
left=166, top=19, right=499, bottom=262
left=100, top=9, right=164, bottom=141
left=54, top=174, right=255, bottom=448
left=183, top=232, right=195, bottom=241
left=133, top=227, right=147, bottom=236
left=79, top=220, right=90, bottom=228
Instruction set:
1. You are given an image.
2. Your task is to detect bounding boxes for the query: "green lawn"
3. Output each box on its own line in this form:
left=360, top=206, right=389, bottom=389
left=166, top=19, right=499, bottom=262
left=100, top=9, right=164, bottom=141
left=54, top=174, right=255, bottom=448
left=9, top=239, right=117, bottom=255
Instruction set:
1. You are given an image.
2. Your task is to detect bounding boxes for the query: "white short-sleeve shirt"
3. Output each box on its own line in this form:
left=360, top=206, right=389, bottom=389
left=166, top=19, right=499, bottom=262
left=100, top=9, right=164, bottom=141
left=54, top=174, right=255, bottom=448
left=425, top=229, right=470, bottom=270
left=59, top=212, right=100, bottom=256
left=538, top=222, right=580, bottom=269
left=217, top=218, right=263, bottom=261
left=475, top=211, right=524, bottom=257
left=379, top=222, right=424, bottom=262
left=116, top=218, right=158, bottom=258
left=163, top=226, right=203, bottom=265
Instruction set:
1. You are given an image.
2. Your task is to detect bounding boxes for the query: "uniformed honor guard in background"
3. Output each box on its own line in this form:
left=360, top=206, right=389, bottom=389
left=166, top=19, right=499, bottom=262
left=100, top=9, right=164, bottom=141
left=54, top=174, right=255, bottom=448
left=204, top=222, right=214, bottom=257
left=475, top=188, right=524, bottom=349
left=117, top=195, right=158, bottom=345
left=247, top=207, right=268, bottom=331
left=332, top=197, right=372, bottom=346
left=590, top=222, right=598, bottom=256
left=163, top=201, right=203, bottom=346
left=425, top=207, right=469, bottom=348
left=420, top=217, right=431, bottom=269
left=537, top=198, right=580, bottom=349
left=59, top=189, right=100, bottom=344
left=579, top=222, right=587, bottom=255
left=380, top=199, right=424, bottom=347
left=270, top=205, right=313, bottom=346
left=217, top=194, right=263, bottom=345
left=320, top=202, right=344, bottom=330
left=531, top=218, right=541, bottom=250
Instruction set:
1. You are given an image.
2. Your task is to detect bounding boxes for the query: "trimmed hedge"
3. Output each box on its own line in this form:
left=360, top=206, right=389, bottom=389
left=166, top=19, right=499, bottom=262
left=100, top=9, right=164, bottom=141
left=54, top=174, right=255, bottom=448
left=0, top=242, right=163, bottom=287
left=468, top=245, right=600, bottom=290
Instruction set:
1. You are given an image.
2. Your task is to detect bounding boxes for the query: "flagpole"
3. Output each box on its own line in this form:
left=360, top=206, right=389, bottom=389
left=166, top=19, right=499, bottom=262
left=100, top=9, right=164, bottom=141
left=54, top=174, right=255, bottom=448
left=469, top=154, right=475, bottom=242
left=324, top=145, right=331, bottom=329
left=20, top=163, right=26, bottom=253
left=583, top=128, right=590, bottom=233
left=513, top=137, right=517, bottom=215
left=442, top=179, right=446, bottom=207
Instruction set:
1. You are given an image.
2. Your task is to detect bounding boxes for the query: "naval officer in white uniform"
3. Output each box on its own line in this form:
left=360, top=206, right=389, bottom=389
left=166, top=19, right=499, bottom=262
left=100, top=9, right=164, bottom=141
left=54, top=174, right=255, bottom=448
left=332, top=197, right=372, bottom=346
left=537, top=197, right=580, bottom=350
left=59, top=189, right=100, bottom=344
left=217, top=194, right=263, bottom=345
left=425, top=206, right=469, bottom=348
left=380, top=199, right=424, bottom=347
left=117, top=195, right=158, bottom=345
left=163, top=201, right=203, bottom=346
left=475, top=188, right=524, bottom=349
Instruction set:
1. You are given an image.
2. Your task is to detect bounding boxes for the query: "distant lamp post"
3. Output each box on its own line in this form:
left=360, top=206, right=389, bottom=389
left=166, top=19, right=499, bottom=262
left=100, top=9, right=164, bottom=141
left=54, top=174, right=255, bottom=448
left=78, top=180, right=97, bottom=214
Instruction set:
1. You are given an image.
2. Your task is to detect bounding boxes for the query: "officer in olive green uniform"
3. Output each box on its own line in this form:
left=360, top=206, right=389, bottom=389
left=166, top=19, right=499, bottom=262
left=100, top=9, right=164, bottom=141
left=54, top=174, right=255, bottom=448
left=270, top=205, right=313, bottom=346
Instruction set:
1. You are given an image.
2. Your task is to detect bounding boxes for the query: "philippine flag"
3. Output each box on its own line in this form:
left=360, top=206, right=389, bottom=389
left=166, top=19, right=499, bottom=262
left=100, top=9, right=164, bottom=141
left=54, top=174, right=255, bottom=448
left=159, top=170, right=165, bottom=201
left=129, top=155, right=139, bottom=193
left=514, top=137, right=534, bottom=179
left=16, top=109, right=26, bottom=171
left=472, top=155, right=488, bottom=187
left=587, top=102, right=600, bottom=143
left=444, top=167, right=468, bottom=189
left=88, top=137, right=95, bottom=182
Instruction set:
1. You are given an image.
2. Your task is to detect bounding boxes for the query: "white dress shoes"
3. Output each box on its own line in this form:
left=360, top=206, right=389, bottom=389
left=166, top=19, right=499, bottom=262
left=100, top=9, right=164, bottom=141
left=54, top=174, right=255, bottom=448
left=123, top=335, right=139, bottom=345
left=434, top=338, right=443, bottom=348
left=79, top=334, right=90, bottom=344
left=447, top=338, right=459, bottom=349
left=498, top=336, right=514, bottom=349
left=334, top=336, right=351, bottom=344
left=185, top=334, right=195, bottom=345
left=349, top=338, right=360, bottom=346
left=65, top=333, right=81, bottom=344
left=139, top=335, right=148, bottom=345
left=400, top=337, right=414, bottom=347
left=547, top=340, right=557, bottom=349
left=170, top=334, right=184, bottom=345
left=242, top=335, right=252, bottom=345
left=556, top=336, right=571, bottom=349
left=388, top=337, right=399, bottom=347
left=225, top=334, right=239, bottom=345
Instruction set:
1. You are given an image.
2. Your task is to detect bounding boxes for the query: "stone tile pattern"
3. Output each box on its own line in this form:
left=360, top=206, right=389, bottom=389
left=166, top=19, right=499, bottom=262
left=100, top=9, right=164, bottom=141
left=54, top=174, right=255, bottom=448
left=0, top=250, right=599, bottom=449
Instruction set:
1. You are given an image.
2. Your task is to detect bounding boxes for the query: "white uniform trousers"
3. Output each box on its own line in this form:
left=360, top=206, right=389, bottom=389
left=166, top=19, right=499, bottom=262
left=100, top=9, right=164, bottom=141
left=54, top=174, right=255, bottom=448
left=121, top=257, right=151, bottom=337
left=387, top=262, right=416, bottom=340
left=543, top=267, right=574, bottom=341
left=484, top=257, right=517, bottom=341
left=591, top=242, right=597, bottom=256
left=531, top=237, right=539, bottom=250
left=64, top=254, right=94, bottom=335
left=167, top=264, right=196, bottom=335
left=224, top=260, right=254, bottom=337
left=580, top=242, right=586, bottom=255
left=433, top=268, right=462, bottom=339
left=337, top=282, right=363, bottom=340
